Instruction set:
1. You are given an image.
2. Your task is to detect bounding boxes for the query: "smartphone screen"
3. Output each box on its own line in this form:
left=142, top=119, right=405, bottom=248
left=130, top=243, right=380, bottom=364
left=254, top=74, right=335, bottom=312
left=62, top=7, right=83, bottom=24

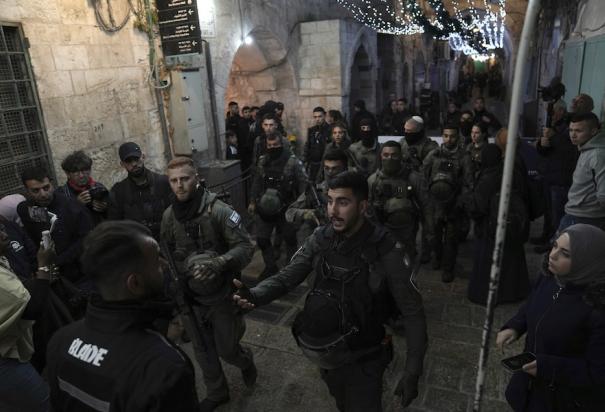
left=501, top=352, right=536, bottom=372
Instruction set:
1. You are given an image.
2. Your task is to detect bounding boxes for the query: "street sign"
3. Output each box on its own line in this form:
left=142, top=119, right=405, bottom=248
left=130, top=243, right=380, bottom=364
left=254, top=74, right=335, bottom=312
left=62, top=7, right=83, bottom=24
left=156, top=0, right=202, bottom=57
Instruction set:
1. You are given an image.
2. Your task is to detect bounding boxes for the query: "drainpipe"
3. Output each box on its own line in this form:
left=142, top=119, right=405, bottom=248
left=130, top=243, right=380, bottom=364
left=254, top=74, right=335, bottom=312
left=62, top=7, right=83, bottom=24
left=143, top=0, right=172, bottom=162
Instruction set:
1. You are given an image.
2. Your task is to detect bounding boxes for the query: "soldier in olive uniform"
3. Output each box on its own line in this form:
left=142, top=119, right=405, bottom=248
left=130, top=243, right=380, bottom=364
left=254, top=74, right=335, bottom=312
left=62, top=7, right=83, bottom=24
left=423, top=125, right=474, bottom=282
left=160, top=157, right=256, bottom=412
left=286, top=149, right=348, bottom=244
left=249, top=132, right=308, bottom=278
left=466, top=122, right=488, bottom=182
left=368, top=141, right=425, bottom=260
left=348, top=117, right=381, bottom=178
left=234, top=171, right=427, bottom=412
left=399, top=116, right=439, bottom=263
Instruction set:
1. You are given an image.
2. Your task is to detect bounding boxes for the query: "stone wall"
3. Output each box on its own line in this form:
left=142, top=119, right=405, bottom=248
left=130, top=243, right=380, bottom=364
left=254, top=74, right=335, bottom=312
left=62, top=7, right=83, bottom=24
left=205, top=0, right=366, bottom=154
left=1, top=0, right=166, bottom=186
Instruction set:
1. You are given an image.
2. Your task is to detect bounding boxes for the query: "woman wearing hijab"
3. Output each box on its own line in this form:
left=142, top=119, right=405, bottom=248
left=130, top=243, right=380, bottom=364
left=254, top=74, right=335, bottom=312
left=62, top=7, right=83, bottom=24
left=465, top=143, right=530, bottom=305
left=497, top=224, right=605, bottom=411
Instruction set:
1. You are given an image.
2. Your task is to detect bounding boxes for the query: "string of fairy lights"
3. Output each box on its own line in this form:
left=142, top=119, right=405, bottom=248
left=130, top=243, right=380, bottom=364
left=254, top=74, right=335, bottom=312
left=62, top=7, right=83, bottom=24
left=336, top=0, right=506, bottom=59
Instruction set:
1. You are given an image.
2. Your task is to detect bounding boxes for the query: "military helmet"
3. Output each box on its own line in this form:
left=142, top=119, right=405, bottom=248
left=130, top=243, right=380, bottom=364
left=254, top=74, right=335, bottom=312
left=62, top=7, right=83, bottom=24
left=186, top=252, right=231, bottom=305
left=257, top=188, right=283, bottom=220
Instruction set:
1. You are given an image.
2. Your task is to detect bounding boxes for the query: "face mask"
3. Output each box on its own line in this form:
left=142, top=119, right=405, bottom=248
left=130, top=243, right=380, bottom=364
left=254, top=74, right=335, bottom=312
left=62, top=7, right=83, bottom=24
left=405, top=131, right=423, bottom=145
left=360, top=131, right=375, bottom=147
left=382, top=158, right=402, bottom=175
left=325, top=167, right=344, bottom=182
left=267, top=147, right=283, bottom=160
left=460, top=122, right=473, bottom=136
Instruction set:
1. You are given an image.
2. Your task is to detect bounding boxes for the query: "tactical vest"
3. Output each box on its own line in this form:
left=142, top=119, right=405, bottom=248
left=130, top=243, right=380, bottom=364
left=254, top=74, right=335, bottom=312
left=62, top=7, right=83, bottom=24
left=428, top=148, right=462, bottom=203
left=407, top=138, right=436, bottom=171
left=371, top=171, right=417, bottom=228
left=169, top=193, right=232, bottom=305
left=292, top=225, right=394, bottom=369
left=257, top=154, right=295, bottom=219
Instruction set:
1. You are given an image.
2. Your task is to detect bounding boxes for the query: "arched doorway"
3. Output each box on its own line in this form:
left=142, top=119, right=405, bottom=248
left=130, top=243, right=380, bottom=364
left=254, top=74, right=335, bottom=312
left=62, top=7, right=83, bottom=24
left=225, top=27, right=298, bottom=136
left=349, top=45, right=375, bottom=116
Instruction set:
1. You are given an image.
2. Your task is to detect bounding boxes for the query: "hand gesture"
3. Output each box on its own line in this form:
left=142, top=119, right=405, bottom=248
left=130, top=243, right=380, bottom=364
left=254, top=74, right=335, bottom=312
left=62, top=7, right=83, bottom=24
left=540, top=127, right=554, bottom=147
left=232, top=279, right=256, bottom=309
left=394, top=373, right=419, bottom=407
left=247, top=203, right=256, bottom=215
left=481, top=115, right=491, bottom=124
left=77, top=190, right=92, bottom=205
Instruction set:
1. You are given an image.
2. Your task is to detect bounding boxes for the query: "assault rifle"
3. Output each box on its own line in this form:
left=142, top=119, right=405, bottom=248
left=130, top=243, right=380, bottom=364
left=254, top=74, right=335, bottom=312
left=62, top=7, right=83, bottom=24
left=160, top=241, right=208, bottom=363
left=308, top=183, right=328, bottom=225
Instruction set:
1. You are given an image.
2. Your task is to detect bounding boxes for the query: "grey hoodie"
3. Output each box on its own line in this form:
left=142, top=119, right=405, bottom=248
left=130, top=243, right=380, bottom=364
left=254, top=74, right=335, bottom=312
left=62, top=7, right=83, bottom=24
left=565, top=130, right=605, bottom=218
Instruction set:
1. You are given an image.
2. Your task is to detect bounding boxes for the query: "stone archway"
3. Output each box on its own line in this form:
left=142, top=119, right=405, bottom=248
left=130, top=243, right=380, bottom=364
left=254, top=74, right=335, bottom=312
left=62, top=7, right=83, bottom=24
left=224, top=27, right=298, bottom=135
left=349, top=45, right=374, bottom=116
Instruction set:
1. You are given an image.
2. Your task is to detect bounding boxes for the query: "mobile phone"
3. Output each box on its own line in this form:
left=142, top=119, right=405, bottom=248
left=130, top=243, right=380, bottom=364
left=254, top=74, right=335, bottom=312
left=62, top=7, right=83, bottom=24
left=501, top=352, right=536, bottom=372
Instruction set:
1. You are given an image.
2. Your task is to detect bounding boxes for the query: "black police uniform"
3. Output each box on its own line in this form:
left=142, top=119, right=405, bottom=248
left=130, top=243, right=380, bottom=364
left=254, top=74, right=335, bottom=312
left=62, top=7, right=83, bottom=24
left=46, top=296, right=199, bottom=412
left=107, top=168, right=172, bottom=240
left=248, top=221, right=428, bottom=411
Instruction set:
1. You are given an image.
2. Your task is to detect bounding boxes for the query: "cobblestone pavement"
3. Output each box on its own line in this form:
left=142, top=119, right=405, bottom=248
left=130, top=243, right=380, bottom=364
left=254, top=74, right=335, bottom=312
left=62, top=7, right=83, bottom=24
left=181, top=222, right=544, bottom=411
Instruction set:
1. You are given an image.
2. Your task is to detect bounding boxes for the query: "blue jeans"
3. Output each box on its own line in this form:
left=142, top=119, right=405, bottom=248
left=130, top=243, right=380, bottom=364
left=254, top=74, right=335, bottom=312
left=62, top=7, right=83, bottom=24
left=0, top=357, right=49, bottom=412
left=549, top=185, right=569, bottom=235
left=556, top=213, right=605, bottom=236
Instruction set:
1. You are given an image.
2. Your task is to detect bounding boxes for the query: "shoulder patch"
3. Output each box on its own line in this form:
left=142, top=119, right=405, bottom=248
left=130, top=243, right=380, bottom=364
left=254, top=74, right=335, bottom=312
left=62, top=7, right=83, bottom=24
left=228, top=210, right=241, bottom=226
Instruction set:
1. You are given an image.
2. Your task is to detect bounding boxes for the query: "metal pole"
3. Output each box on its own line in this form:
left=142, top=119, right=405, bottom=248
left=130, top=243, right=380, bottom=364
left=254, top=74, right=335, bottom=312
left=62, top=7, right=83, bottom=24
left=473, top=0, right=542, bottom=410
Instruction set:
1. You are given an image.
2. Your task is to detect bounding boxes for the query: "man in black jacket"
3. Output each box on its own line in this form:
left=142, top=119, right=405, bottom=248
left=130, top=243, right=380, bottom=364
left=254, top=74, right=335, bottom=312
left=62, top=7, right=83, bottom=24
left=304, top=106, right=331, bottom=182
left=46, top=221, right=199, bottom=412
left=108, top=142, right=173, bottom=240
left=235, top=171, right=427, bottom=411
left=58, top=150, right=109, bottom=226
left=17, top=167, right=93, bottom=285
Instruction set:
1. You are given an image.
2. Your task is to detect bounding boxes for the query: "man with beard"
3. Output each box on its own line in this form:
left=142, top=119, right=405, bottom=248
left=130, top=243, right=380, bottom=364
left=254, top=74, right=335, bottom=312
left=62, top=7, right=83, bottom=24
left=399, top=116, right=438, bottom=263
left=287, top=149, right=348, bottom=243
left=303, top=106, right=332, bottom=182
left=423, top=126, right=473, bottom=282
left=58, top=150, right=108, bottom=226
left=368, top=141, right=425, bottom=260
left=233, top=171, right=428, bottom=412
left=249, top=132, right=308, bottom=279
left=108, top=142, right=172, bottom=241
left=349, top=118, right=381, bottom=178
left=161, top=157, right=256, bottom=411
left=472, top=97, right=501, bottom=134
left=251, top=113, right=279, bottom=166
left=46, top=221, right=199, bottom=412
left=392, top=98, right=412, bottom=136
left=17, top=167, right=93, bottom=287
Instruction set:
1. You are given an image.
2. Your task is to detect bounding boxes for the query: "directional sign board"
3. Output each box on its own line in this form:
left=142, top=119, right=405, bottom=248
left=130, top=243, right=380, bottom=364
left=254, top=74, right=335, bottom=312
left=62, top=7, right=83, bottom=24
left=156, top=0, right=202, bottom=56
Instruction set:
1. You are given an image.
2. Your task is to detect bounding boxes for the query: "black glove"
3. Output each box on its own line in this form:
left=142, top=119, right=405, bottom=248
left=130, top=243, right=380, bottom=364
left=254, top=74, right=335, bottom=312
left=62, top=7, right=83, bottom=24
left=394, top=373, right=420, bottom=407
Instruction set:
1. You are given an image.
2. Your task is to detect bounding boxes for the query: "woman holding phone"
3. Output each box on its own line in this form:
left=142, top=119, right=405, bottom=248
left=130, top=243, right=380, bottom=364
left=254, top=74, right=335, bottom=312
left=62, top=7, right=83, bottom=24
left=497, top=224, right=605, bottom=411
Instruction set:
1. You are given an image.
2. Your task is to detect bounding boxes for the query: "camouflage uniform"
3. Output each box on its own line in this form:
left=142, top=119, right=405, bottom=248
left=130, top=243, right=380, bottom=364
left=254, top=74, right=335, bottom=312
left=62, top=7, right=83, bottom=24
left=251, top=149, right=308, bottom=273
left=368, top=165, right=426, bottom=259
left=286, top=180, right=328, bottom=245
left=423, top=145, right=473, bottom=275
left=348, top=140, right=381, bottom=178
left=161, top=188, right=255, bottom=402
left=399, top=136, right=439, bottom=261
